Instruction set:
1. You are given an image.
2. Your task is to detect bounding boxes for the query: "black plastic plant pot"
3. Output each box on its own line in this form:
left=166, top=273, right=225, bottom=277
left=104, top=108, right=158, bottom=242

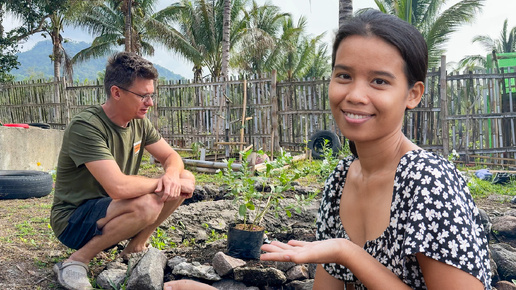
left=227, top=223, right=265, bottom=260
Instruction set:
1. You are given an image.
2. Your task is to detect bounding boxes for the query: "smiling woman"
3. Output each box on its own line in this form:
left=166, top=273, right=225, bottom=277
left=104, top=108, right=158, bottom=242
left=260, top=9, right=492, bottom=290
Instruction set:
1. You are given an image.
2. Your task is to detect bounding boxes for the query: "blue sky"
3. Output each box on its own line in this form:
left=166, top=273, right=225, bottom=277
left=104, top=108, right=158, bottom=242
left=3, top=0, right=515, bottom=79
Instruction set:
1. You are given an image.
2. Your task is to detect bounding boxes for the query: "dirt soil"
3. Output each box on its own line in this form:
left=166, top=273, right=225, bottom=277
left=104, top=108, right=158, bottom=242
left=0, top=190, right=514, bottom=289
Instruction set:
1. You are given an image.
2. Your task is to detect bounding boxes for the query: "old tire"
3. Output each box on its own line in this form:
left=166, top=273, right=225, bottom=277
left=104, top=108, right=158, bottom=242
left=28, top=122, right=51, bottom=129
left=307, top=130, right=342, bottom=159
left=0, top=170, right=53, bottom=200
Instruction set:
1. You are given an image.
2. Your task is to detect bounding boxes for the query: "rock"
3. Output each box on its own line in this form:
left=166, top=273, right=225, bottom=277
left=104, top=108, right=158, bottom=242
left=183, top=185, right=220, bottom=205
left=293, top=185, right=321, bottom=196
left=107, top=261, right=128, bottom=271
left=206, top=218, right=228, bottom=231
left=284, top=279, right=315, bottom=290
left=212, top=252, right=246, bottom=276
left=506, top=209, right=516, bottom=217
left=96, top=268, right=127, bottom=290
left=203, top=184, right=225, bottom=200
left=308, top=263, right=317, bottom=279
left=126, top=247, right=167, bottom=290
left=478, top=208, right=491, bottom=232
left=490, top=243, right=516, bottom=281
left=126, top=249, right=149, bottom=274
left=173, top=262, right=222, bottom=281
left=233, top=267, right=287, bottom=286
left=491, top=254, right=500, bottom=284
left=511, top=196, right=516, bottom=204
left=286, top=265, right=309, bottom=281
left=212, top=279, right=259, bottom=290
left=195, top=229, right=209, bottom=242
left=495, top=280, right=516, bottom=290
left=493, top=216, right=516, bottom=239
left=273, top=261, right=296, bottom=272
left=488, top=194, right=511, bottom=203
left=167, top=256, right=187, bottom=270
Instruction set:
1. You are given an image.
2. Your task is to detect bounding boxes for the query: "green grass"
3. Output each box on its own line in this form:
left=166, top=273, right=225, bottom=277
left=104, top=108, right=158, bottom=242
left=468, top=177, right=516, bottom=199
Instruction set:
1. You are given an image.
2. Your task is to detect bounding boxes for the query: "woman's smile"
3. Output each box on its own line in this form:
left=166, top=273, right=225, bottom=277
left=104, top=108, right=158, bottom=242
left=343, top=110, right=374, bottom=124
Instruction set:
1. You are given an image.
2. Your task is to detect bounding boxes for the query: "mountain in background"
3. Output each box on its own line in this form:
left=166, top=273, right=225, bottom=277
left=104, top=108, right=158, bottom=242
left=12, top=40, right=183, bottom=82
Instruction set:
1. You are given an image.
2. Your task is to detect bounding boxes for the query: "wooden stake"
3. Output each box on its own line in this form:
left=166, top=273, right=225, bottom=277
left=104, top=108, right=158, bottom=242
left=239, top=79, right=248, bottom=161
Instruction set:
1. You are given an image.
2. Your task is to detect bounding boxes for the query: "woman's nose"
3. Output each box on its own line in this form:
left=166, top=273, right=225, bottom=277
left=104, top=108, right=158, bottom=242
left=345, top=82, right=369, bottom=105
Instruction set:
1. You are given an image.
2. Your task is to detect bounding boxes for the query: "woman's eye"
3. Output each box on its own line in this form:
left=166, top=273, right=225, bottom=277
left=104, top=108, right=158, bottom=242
left=336, top=73, right=351, bottom=79
left=372, top=79, right=387, bottom=85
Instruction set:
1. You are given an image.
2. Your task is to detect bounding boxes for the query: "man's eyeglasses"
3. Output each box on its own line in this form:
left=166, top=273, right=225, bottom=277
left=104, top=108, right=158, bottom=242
left=117, top=86, right=156, bottom=102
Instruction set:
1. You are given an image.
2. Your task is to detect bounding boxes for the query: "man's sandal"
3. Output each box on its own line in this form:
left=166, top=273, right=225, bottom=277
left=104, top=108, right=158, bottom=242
left=53, top=260, right=93, bottom=290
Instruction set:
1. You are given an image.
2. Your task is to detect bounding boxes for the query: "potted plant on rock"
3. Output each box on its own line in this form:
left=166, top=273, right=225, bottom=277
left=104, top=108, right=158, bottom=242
left=219, top=148, right=317, bottom=259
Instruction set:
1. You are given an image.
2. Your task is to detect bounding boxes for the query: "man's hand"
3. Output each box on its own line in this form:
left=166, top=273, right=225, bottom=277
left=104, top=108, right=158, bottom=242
left=155, top=173, right=182, bottom=202
left=154, top=171, right=195, bottom=202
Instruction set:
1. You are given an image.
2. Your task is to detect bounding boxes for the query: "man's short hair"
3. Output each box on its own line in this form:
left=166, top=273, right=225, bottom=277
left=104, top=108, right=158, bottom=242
left=104, top=52, right=159, bottom=98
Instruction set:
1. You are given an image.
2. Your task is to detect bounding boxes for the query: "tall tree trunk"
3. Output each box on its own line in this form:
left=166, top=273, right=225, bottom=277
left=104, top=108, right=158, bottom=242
left=339, top=0, right=353, bottom=28
left=0, top=8, right=4, bottom=37
left=221, top=0, right=231, bottom=79
left=124, top=0, right=132, bottom=52
left=51, top=27, right=61, bottom=80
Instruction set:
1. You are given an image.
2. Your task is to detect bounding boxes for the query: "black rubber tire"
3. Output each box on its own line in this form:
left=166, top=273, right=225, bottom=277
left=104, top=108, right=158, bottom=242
left=307, top=130, right=342, bottom=159
left=0, top=170, right=53, bottom=200
left=28, top=122, right=51, bottom=129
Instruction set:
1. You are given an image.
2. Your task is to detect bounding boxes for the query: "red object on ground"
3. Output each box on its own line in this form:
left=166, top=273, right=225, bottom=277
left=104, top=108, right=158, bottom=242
left=3, top=123, right=29, bottom=128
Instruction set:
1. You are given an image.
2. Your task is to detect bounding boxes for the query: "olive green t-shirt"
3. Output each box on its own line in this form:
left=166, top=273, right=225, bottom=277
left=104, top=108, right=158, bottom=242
left=50, top=105, right=161, bottom=237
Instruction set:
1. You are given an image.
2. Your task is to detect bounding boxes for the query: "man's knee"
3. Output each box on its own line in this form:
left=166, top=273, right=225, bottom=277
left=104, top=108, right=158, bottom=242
left=181, top=169, right=195, bottom=182
left=132, top=194, right=163, bottom=223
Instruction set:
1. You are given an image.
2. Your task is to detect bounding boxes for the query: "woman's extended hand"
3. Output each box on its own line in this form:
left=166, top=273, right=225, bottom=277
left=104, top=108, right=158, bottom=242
left=260, top=239, right=351, bottom=265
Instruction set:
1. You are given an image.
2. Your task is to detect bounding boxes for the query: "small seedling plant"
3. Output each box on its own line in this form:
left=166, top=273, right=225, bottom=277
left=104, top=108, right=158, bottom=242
left=219, top=149, right=316, bottom=231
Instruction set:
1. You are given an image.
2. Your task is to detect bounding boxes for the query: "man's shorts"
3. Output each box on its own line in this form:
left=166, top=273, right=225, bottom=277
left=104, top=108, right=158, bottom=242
left=57, top=197, right=112, bottom=250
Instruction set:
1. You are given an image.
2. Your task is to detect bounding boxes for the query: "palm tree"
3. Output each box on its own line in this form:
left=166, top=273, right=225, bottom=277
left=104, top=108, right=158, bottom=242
left=230, top=0, right=289, bottom=77
left=339, top=0, right=353, bottom=27
left=160, top=0, right=248, bottom=81
left=458, top=19, right=516, bottom=70
left=221, top=0, right=231, bottom=79
left=304, top=42, right=331, bottom=79
left=45, top=0, right=98, bottom=81
left=372, top=0, right=485, bottom=67
left=69, top=0, right=190, bottom=67
left=274, top=16, right=325, bottom=81
left=0, top=0, right=71, bottom=81
left=48, top=12, right=73, bottom=81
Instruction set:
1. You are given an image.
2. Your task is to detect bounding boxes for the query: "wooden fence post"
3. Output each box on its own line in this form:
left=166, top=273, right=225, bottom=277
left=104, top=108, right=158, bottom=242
left=440, top=55, right=450, bottom=158
left=64, top=79, right=71, bottom=126
left=270, top=70, right=279, bottom=156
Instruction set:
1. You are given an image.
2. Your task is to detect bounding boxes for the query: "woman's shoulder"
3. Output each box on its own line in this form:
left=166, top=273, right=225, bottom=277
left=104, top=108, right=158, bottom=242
left=398, top=149, right=459, bottom=176
left=396, top=149, right=469, bottom=192
left=329, top=155, right=356, bottom=180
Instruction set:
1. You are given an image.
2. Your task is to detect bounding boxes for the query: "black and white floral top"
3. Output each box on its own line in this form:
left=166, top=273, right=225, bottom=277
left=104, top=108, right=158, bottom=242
left=316, top=150, right=491, bottom=289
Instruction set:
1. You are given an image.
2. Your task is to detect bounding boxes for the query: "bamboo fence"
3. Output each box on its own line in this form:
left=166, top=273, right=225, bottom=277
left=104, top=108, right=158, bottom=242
left=1, top=63, right=515, bottom=166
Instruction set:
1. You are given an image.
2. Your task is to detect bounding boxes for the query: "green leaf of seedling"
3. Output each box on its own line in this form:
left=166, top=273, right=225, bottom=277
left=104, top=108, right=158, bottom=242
left=246, top=202, right=255, bottom=210
left=286, top=210, right=292, bottom=218
left=239, top=204, right=247, bottom=217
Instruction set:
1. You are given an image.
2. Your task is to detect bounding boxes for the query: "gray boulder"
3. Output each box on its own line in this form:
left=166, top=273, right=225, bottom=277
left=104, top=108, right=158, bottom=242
left=493, top=216, right=516, bottom=239
left=490, top=243, right=516, bottom=281
left=212, top=252, right=246, bottom=276
left=126, top=247, right=167, bottom=290
left=172, top=261, right=222, bottom=281
left=233, top=267, right=287, bottom=286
